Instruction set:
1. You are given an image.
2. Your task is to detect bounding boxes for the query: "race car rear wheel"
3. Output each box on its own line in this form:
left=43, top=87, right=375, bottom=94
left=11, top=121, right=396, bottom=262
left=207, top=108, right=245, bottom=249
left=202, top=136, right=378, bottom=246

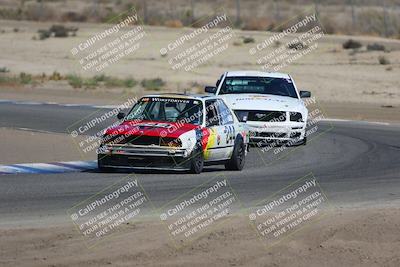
left=225, top=137, right=245, bottom=171
left=189, top=147, right=204, bottom=174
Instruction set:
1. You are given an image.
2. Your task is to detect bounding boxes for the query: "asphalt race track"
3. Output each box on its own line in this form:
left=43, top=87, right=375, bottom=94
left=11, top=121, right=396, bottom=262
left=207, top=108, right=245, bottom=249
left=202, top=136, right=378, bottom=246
left=1, top=101, right=400, bottom=226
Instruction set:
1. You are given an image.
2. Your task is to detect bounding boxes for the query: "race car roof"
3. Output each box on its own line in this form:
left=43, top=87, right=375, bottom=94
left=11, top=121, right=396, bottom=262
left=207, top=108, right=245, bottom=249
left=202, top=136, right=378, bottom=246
left=226, top=70, right=290, bottom=79
left=142, top=93, right=216, bottom=101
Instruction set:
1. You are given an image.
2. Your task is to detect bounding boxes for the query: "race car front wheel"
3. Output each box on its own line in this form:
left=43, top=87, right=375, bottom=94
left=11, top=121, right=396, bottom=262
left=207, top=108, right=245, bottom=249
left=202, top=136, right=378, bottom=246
left=97, top=155, right=114, bottom=172
left=225, top=138, right=245, bottom=171
left=189, top=147, right=204, bottom=174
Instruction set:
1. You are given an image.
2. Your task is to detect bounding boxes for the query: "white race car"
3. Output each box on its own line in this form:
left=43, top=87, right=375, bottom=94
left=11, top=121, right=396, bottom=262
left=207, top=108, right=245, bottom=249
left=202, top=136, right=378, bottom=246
left=205, top=71, right=311, bottom=146
left=98, top=94, right=249, bottom=174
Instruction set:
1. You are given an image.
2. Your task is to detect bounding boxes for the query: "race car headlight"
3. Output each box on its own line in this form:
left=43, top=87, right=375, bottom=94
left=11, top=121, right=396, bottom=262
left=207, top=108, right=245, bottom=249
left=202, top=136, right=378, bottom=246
left=290, top=112, right=303, bottom=122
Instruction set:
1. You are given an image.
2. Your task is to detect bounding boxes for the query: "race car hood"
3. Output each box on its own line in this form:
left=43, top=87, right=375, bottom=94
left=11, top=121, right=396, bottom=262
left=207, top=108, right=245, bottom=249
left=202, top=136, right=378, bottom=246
left=105, top=120, right=199, bottom=139
left=219, top=94, right=305, bottom=112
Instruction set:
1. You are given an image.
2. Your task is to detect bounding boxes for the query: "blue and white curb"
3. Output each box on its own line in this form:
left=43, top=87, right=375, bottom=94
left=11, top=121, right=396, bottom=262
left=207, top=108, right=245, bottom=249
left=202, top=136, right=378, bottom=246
left=0, top=161, right=97, bottom=175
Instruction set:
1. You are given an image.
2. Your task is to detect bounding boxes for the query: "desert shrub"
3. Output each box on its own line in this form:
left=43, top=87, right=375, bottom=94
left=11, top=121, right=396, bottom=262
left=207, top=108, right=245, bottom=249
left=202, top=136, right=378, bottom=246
left=0, top=67, right=10, bottom=73
left=164, top=19, right=183, bottom=28
left=367, top=43, right=386, bottom=51
left=273, top=40, right=282, bottom=47
left=0, top=75, right=14, bottom=84
left=141, top=78, right=165, bottom=90
left=378, top=55, right=390, bottom=65
left=49, top=71, right=62, bottom=81
left=0, top=8, right=21, bottom=20
left=66, top=74, right=83, bottom=88
left=50, top=25, right=68, bottom=37
left=242, top=36, right=255, bottom=44
left=38, top=29, right=51, bottom=40
left=104, top=77, right=124, bottom=87
left=123, top=78, right=137, bottom=88
left=288, top=41, right=307, bottom=50
left=342, top=39, right=362, bottom=49
left=19, top=72, right=32, bottom=84
left=83, top=78, right=98, bottom=89
left=93, top=74, right=108, bottom=83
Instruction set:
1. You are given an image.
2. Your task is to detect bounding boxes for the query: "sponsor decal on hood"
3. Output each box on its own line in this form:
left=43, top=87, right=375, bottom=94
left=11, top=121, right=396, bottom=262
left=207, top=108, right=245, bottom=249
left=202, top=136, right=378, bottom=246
left=221, top=94, right=304, bottom=112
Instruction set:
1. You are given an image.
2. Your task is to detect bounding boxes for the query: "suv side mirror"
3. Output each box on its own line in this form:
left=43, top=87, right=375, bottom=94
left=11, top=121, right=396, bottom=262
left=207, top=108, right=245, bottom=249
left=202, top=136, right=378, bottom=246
left=117, top=112, right=125, bottom=120
left=300, top=91, right=311, bottom=98
left=205, top=86, right=217, bottom=94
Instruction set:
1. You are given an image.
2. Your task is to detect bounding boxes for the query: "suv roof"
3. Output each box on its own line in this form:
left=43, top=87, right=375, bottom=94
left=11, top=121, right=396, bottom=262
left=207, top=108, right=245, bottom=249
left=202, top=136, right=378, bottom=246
left=226, top=70, right=290, bottom=79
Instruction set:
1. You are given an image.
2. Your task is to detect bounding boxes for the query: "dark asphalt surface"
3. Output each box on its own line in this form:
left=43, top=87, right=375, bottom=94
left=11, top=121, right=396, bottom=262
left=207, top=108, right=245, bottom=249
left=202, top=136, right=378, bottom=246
left=1, top=102, right=400, bottom=226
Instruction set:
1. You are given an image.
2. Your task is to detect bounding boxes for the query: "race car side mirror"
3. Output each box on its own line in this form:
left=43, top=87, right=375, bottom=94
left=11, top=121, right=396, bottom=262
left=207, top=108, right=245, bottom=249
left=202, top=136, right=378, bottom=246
left=117, top=112, right=125, bottom=120
left=300, top=91, right=311, bottom=98
left=205, top=86, right=217, bottom=94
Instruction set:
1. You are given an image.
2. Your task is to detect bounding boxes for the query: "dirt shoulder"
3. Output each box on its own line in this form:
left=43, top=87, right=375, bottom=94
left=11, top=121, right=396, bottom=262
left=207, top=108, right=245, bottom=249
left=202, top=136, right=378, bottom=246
left=0, top=128, right=93, bottom=164
left=0, top=208, right=399, bottom=267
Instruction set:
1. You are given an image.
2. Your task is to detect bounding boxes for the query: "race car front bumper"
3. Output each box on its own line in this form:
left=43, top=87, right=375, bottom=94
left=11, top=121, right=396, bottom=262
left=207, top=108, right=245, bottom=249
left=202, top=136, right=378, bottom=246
left=97, top=144, right=193, bottom=170
left=247, top=121, right=306, bottom=145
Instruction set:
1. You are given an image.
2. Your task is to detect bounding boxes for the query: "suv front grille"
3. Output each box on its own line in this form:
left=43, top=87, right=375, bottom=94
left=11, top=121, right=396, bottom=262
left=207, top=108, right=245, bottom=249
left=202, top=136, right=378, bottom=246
left=104, top=135, right=179, bottom=146
left=234, top=110, right=286, bottom=122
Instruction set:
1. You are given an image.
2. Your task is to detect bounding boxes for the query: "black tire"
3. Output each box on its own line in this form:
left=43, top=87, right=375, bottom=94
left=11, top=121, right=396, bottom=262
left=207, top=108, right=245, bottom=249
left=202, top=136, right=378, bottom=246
left=97, top=155, right=114, bottom=172
left=288, top=136, right=307, bottom=147
left=225, top=137, right=246, bottom=171
left=98, top=163, right=114, bottom=173
left=302, top=136, right=307, bottom=145
left=189, top=147, right=204, bottom=174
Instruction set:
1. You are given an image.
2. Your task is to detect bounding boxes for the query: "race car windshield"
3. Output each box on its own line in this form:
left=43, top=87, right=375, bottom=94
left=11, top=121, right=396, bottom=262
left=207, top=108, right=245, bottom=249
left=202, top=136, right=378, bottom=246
left=125, top=97, right=203, bottom=125
left=219, top=76, right=298, bottom=98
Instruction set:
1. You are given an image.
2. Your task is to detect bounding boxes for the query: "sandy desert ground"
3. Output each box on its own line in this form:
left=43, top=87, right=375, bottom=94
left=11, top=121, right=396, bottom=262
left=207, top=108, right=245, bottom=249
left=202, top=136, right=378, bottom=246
left=0, top=19, right=399, bottom=106
left=0, top=208, right=399, bottom=267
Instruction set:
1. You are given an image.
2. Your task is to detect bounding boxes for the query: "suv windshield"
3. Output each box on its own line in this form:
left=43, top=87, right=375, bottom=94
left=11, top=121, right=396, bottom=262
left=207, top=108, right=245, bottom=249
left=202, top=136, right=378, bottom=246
left=125, top=97, right=203, bottom=125
left=219, top=76, right=298, bottom=98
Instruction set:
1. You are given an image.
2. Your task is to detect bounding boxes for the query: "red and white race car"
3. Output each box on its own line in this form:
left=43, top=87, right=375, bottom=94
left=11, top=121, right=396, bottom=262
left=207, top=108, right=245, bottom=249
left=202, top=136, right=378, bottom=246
left=98, top=94, right=249, bottom=174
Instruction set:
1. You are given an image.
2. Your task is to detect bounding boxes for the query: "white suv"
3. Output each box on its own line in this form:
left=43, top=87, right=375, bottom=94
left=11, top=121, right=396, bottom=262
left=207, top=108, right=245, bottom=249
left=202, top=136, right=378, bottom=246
left=205, top=71, right=310, bottom=146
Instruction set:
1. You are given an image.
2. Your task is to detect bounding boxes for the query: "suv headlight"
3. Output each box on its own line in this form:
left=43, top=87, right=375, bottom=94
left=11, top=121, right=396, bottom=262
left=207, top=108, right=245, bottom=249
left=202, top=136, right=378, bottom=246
left=290, top=112, right=303, bottom=122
